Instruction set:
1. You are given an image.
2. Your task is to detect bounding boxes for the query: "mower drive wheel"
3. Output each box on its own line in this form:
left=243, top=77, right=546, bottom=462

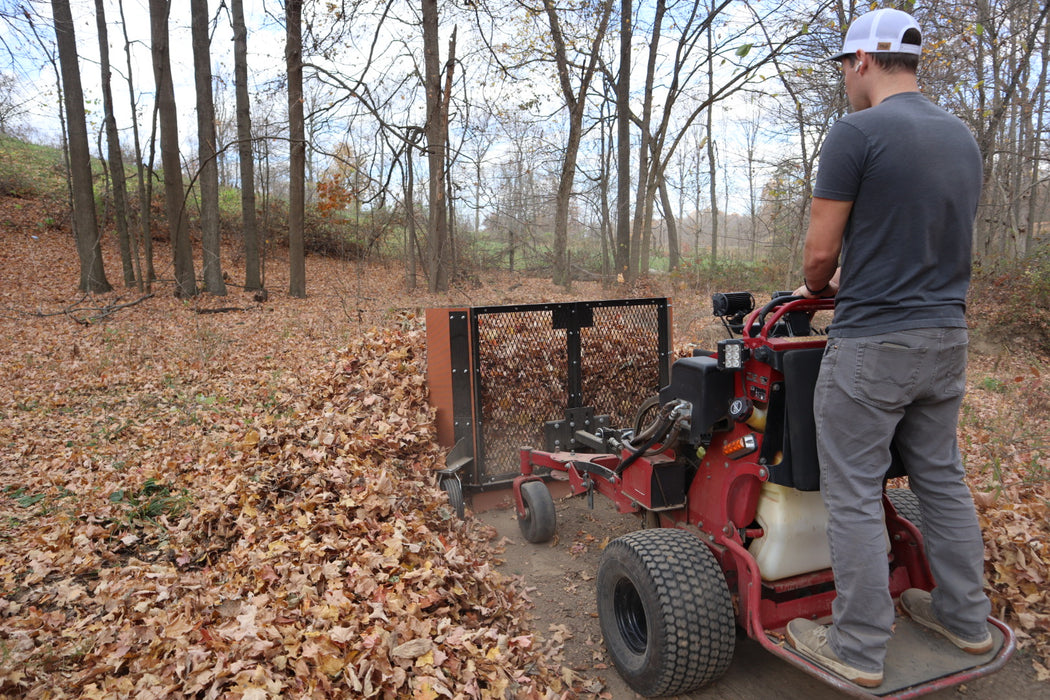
left=518, top=480, right=556, bottom=543
left=887, top=488, right=924, bottom=530
left=440, top=476, right=465, bottom=520
left=597, top=529, right=734, bottom=697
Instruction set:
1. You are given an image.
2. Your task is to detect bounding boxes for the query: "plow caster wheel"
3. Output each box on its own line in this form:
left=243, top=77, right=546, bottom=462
left=440, top=476, right=465, bottom=520
left=597, top=529, right=735, bottom=697
left=518, top=480, right=556, bottom=543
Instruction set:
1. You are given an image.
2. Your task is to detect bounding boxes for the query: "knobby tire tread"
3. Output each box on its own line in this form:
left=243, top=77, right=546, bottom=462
left=598, top=528, right=734, bottom=696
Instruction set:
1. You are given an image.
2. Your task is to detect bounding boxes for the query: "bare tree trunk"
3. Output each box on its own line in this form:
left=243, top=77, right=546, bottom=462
left=118, top=0, right=151, bottom=290
left=705, top=17, right=718, bottom=270
left=706, top=133, right=718, bottom=268
left=94, top=0, right=133, bottom=287
left=551, top=126, right=579, bottom=287
left=742, top=99, right=759, bottom=261
left=510, top=156, right=524, bottom=273
left=675, top=151, right=686, bottom=267
left=542, top=0, right=612, bottom=289
left=693, top=135, right=701, bottom=279
left=258, top=138, right=271, bottom=287
left=630, top=0, right=664, bottom=280
left=446, top=135, right=457, bottom=277
left=231, top=0, right=261, bottom=291
left=640, top=169, right=657, bottom=273
left=443, top=32, right=458, bottom=279
left=659, top=176, right=679, bottom=271
left=615, top=0, right=632, bottom=283
left=405, top=137, right=417, bottom=290
left=422, top=0, right=450, bottom=293
left=471, top=136, right=482, bottom=259
left=191, top=0, right=226, bottom=295
left=52, top=0, right=111, bottom=294
left=599, top=100, right=612, bottom=286
left=144, top=101, right=160, bottom=290
left=287, top=0, right=306, bottom=298
left=1027, top=16, right=1048, bottom=256
left=150, top=0, right=197, bottom=298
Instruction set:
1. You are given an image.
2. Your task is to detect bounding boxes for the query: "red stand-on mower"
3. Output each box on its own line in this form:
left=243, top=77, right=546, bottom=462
left=512, top=292, right=1014, bottom=698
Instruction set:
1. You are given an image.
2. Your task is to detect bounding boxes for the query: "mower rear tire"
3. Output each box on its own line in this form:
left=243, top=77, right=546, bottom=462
left=887, top=488, right=924, bottom=530
left=597, top=529, right=735, bottom=697
left=518, top=480, right=556, bottom=543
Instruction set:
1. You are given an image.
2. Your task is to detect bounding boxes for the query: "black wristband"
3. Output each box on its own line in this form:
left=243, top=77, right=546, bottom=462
left=804, top=280, right=829, bottom=295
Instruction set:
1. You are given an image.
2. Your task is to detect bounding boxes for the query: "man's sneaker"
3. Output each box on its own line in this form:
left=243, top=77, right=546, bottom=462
left=900, top=588, right=993, bottom=655
left=786, top=618, right=884, bottom=688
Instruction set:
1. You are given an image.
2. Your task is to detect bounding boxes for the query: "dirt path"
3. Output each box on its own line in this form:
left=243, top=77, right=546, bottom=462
left=476, top=493, right=1046, bottom=699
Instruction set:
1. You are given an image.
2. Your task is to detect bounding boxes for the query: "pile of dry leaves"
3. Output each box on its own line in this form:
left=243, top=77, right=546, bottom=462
left=961, top=354, right=1050, bottom=678
left=0, top=208, right=605, bottom=697
left=0, top=320, right=586, bottom=698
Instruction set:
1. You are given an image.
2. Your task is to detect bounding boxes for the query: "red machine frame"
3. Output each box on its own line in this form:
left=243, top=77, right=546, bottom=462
left=511, top=296, right=1015, bottom=698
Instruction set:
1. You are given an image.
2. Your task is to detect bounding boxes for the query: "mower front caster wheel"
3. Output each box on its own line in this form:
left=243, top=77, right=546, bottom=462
left=597, top=529, right=735, bottom=697
left=517, top=480, right=556, bottom=543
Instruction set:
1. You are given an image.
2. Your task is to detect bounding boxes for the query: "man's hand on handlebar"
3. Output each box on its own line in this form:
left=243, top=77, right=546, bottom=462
left=794, top=268, right=841, bottom=299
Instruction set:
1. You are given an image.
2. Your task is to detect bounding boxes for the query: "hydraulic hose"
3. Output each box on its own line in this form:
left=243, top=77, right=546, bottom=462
left=616, top=429, right=665, bottom=475
left=642, top=423, right=683, bottom=457
left=630, top=409, right=671, bottom=446
left=619, top=400, right=686, bottom=474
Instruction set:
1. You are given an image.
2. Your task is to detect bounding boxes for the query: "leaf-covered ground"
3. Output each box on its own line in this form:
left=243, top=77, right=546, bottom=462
left=0, top=197, right=1047, bottom=696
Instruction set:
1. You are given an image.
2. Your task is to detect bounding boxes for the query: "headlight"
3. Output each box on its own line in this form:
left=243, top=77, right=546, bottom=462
left=717, top=339, right=748, bottom=370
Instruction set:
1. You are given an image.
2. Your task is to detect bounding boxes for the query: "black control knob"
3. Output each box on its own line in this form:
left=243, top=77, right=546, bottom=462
left=729, top=397, right=754, bottom=422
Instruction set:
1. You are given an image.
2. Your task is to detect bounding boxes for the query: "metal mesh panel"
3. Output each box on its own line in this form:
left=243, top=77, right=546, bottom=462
left=474, top=309, right=568, bottom=482
left=582, top=304, right=664, bottom=422
left=470, top=300, right=669, bottom=484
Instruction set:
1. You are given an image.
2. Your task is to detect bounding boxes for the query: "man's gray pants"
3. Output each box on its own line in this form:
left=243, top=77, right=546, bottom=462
left=814, top=327, right=991, bottom=673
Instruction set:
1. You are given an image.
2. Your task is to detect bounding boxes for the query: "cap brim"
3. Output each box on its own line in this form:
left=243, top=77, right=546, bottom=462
left=828, top=44, right=922, bottom=62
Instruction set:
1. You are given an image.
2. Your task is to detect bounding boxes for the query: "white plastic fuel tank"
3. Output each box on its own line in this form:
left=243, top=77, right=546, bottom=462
left=747, top=482, right=890, bottom=581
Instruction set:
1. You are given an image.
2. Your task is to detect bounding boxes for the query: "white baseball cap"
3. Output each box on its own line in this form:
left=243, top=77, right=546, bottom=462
left=830, top=8, right=922, bottom=61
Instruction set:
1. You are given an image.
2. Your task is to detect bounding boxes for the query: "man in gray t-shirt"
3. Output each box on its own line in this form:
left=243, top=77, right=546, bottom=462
left=814, top=92, right=981, bottom=336
left=786, top=8, right=993, bottom=688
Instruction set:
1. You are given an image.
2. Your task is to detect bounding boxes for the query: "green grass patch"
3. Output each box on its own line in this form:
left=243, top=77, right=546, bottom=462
left=3, top=484, right=76, bottom=517
left=109, top=478, right=191, bottom=523
left=978, top=376, right=1007, bottom=393
left=8, top=488, right=45, bottom=509
left=0, top=134, right=70, bottom=200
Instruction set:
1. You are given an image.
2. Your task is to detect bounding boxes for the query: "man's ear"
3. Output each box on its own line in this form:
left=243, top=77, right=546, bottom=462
left=854, top=49, right=869, bottom=73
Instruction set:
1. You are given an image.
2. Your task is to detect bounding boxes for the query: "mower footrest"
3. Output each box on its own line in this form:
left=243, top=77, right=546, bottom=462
left=770, top=614, right=1012, bottom=697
